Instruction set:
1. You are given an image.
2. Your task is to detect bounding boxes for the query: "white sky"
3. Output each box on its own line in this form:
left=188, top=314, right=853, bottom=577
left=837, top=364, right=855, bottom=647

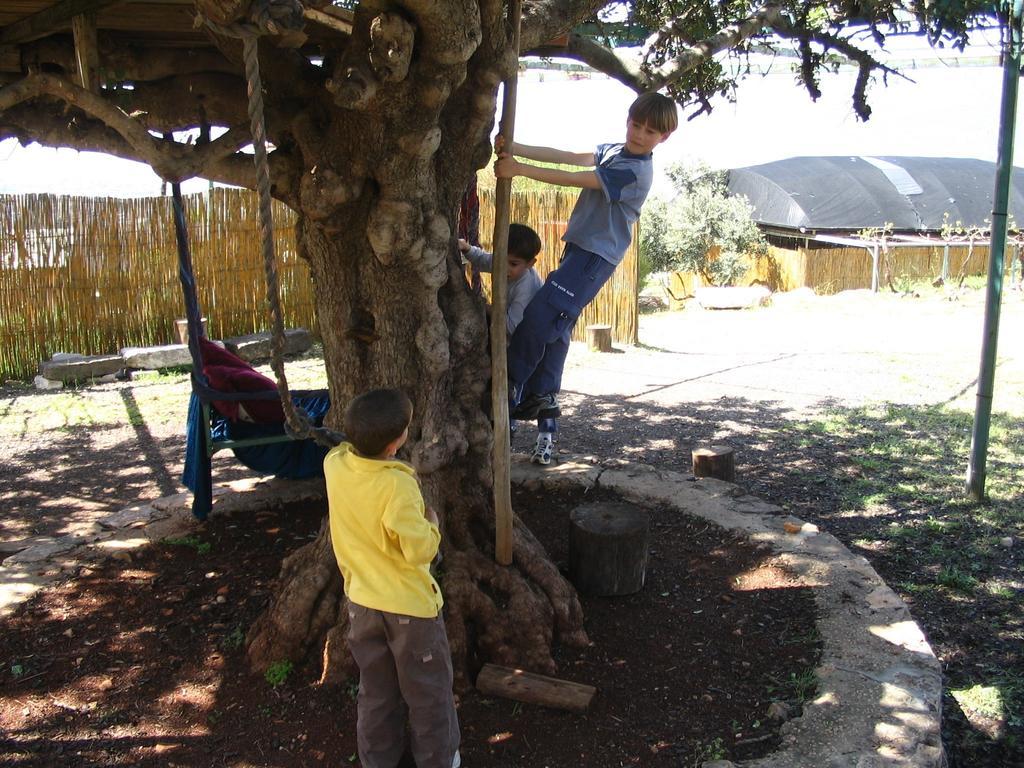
left=0, top=27, right=1017, bottom=197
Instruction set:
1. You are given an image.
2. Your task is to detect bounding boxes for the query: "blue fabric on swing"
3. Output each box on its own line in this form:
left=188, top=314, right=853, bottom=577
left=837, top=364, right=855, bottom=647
left=182, top=392, right=331, bottom=520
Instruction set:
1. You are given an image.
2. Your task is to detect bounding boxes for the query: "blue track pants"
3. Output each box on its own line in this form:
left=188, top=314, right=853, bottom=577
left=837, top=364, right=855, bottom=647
left=507, top=243, right=617, bottom=401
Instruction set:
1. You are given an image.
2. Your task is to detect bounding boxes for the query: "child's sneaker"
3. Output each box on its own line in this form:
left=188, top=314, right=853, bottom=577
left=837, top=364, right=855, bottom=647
left=452, top=750, right=462, bottom=768
left=531, top=432, right=554, bottom=465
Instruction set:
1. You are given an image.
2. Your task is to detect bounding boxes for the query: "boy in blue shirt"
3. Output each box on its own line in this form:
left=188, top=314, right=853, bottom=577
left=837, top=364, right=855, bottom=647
left=494, top=92, right=677, bottom=435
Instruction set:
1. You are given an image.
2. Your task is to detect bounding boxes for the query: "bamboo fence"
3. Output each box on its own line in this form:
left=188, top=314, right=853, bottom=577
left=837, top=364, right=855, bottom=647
left=0, top=190, right=312, bottom=380
left=0, top=187, right=639, bottom=380
left=673, top=242, right=1017, bottom=297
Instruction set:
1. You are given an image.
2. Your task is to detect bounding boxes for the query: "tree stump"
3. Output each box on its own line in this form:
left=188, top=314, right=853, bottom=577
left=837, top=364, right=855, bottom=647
left=175, top=317, right=206, bottom=345
left=585, top=323, right=612, bottom=352
left=568, top=502, right=649, bottom=596
left=692, top=444, right=735, bottom=482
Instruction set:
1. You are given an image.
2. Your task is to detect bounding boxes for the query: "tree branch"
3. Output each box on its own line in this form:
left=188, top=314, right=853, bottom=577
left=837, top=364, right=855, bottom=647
left=770, top=16, right=911, bottom=121
left=1, top=103, right=300, bottom=204
left=0, top=73, right=171, bottom=172
left=0, top=73, right=276, bottom=183
left=645, top=4, right=785, bottom=92
left=558, top=33, right=647, bottom=93
left=518, top=0, right=608, bottom=51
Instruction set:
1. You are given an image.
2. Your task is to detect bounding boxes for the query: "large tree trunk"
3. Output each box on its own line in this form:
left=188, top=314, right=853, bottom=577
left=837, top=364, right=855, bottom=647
left=246, top=209, right=588, bottom=689
left=244, top=4, right=587, bottom=687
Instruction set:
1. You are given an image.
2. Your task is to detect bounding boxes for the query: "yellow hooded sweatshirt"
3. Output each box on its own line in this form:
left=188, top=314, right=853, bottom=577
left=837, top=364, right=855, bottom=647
left=325, top=442, right=442, bottom=618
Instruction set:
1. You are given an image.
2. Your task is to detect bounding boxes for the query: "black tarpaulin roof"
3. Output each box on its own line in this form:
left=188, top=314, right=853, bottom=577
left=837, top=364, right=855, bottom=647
left=726, top=156, right=1024, bottom=232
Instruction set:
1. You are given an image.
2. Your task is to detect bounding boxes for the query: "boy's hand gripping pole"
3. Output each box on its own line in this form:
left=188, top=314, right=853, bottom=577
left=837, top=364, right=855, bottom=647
left=491, top=0, right=522, bottom=566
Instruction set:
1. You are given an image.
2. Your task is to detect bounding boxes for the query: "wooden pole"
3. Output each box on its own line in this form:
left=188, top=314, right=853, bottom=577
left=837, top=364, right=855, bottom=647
left=71, top=12, right=100, bottom=93
left=491, top=0, right=522, bottom=566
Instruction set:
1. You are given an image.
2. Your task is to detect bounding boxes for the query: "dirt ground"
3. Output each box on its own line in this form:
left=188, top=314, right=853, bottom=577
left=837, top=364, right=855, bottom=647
left=1, top=285, right=1022, bottom=766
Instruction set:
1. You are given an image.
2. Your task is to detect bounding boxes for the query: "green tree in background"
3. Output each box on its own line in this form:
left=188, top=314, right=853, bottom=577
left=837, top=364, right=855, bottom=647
left=642, top=163, right=768, bottom=286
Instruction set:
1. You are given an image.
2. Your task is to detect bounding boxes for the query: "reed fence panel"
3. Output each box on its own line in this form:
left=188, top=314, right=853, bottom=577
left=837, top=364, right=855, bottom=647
left=1, top=187, right=639, bottom=380
left=696, top=242, right=1016, bottom=296
left=0, top=190, right=312, bottom=380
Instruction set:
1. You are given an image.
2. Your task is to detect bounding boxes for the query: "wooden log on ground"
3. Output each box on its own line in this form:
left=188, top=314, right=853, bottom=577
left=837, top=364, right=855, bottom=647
left=585, top=323, right=613, bottom=352
left=692, top=444, right=735, bottom=482
left=475, top=663, right=596, bottom=713
left=568, top=501, right=649, bottom=596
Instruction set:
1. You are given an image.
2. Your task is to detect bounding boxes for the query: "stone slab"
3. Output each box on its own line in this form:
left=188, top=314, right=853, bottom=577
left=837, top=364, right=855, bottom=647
left=121, top=344, right=193, bottom=370
left=39, top=354, right=124, bottom=382
left=224, top=328, right=313, bottom=362
left=33, top=375, right=64, bottom=390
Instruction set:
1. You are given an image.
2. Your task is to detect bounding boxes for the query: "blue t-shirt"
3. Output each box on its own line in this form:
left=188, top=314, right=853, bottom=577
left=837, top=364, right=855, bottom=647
left=562, top=143, right=654, bottom=266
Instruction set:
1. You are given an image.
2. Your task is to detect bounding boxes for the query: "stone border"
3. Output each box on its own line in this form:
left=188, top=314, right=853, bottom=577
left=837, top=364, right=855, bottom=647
left=1, top=457, right=944, bottom=767
left=512, top=457, right=944, bottom=768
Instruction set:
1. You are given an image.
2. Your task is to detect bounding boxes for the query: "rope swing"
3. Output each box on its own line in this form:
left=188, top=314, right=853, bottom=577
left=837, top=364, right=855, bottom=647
left=199, top=5, right=341, bottom=449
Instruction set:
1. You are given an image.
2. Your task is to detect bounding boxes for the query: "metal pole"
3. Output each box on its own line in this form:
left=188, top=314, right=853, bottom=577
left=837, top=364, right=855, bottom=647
left=491, top=0, right=522, bottom=565
left=871, top=243, right=880, bottom=292
left=966, top=0, right=1022, bottom=500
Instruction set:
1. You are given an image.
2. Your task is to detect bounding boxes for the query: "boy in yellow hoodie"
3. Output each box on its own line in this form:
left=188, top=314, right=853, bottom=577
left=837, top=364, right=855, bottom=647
left=325, top=389, right=461, bottom=768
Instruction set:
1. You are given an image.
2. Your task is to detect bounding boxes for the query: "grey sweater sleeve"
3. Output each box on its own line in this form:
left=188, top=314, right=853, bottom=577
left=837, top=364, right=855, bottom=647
left=463, top=245, right=493, bottom=273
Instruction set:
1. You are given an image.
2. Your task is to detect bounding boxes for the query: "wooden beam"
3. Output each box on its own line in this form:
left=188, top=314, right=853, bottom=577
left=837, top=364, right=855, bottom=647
left=0, top=45, right=19, bottom=74
left=72, top=13, right=100, bottom=92
left=303, top=8, right=352, bottom=36
left=0, top=0, right=125, bottom=46
left=476, top=664, right=596, bottom=713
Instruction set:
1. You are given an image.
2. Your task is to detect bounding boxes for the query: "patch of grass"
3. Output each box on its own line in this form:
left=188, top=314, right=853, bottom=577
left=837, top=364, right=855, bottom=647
left=164, top=535, right=212, bottom=555
left=264, top=660, right=294, bottom=688
left=985, top=584, right=1018, bottom=599
left=898, top=581, right=938, bottom=596
left=222, top=625, right=246, bottom=651
left=936, top=565, right=979, bottom=593
left=765, top=669, right=818, bottom=704
left=690, top=736, right=727, bottom=766
left=781, top=626, right=822, bottom=646
left=887, top=523, right=920, bottom=541
left=789, top=669, right=818, bottom=703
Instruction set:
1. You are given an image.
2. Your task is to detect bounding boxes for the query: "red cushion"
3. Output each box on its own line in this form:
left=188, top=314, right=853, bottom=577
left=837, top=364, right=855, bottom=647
left=199, top=337, right=247, bottom=368
left=198, top=339, right=284, bottom=423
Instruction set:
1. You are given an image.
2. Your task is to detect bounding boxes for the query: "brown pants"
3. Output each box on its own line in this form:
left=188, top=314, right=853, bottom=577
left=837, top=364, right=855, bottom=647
left=347, top=603, right=460, bottom=768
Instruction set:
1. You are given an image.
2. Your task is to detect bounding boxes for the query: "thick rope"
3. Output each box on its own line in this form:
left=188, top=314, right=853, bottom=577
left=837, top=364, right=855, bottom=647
left=198, top=2, right=340, bottom=447
left=239, top=32, right=341, bottom=448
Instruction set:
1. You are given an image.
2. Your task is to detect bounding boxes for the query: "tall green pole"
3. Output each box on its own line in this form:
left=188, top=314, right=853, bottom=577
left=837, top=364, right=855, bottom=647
left=966, top=0, right=1023, bottom=500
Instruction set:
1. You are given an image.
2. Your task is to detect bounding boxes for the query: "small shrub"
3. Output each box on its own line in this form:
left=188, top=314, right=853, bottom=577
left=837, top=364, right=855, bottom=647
left=264, top=660, right=294, bottom=688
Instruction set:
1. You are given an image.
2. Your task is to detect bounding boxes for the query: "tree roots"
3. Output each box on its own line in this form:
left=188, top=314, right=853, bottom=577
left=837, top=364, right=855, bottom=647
left=246, top=514, right=588, bottom=691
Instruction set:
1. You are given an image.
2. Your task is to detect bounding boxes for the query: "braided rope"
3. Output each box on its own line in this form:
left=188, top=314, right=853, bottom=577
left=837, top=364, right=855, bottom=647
left=206, top=13, right=340, bottom=448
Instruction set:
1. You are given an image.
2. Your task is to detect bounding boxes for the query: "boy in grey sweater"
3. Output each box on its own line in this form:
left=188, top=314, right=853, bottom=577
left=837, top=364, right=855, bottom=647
left=458, top=223, right=557, bottom=464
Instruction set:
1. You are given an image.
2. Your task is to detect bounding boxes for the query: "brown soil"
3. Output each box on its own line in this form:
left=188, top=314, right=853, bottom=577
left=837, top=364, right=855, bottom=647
left=3, top=289, right=1021, bottom=766
left=0, top=482, right=819, bottom=767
